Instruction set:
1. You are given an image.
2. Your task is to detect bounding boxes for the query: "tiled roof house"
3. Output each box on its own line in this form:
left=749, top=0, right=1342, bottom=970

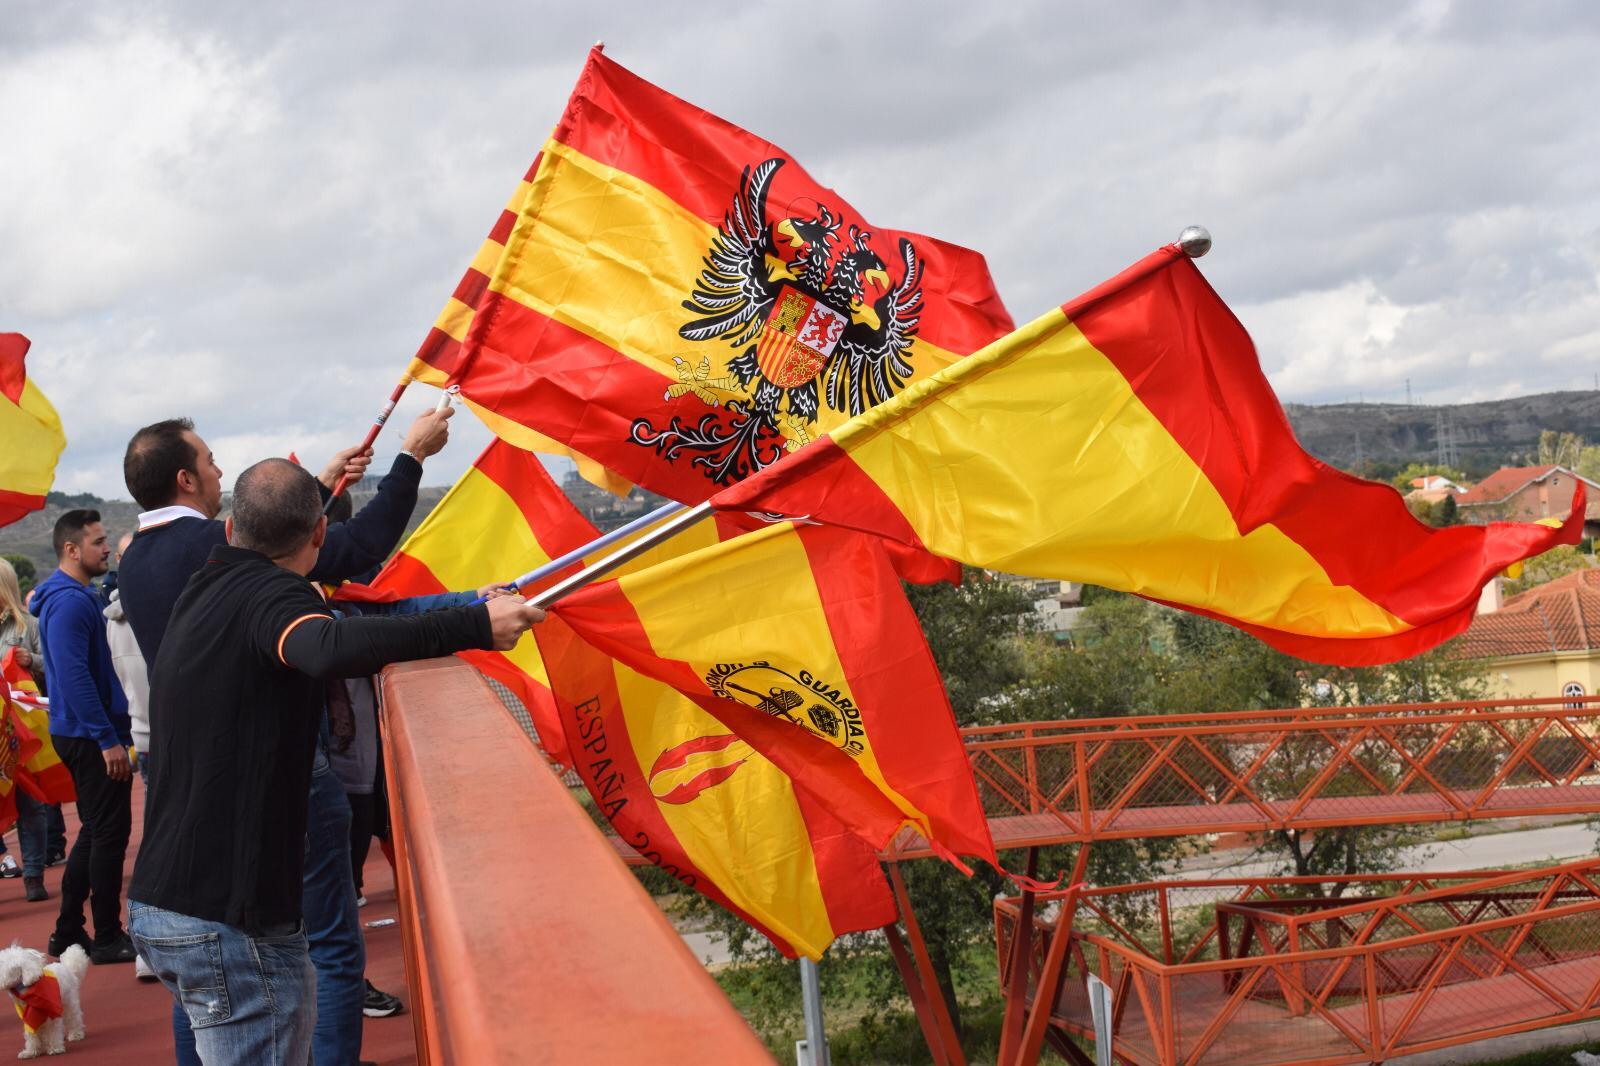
left=1454, top=568, right=1600, bottom=700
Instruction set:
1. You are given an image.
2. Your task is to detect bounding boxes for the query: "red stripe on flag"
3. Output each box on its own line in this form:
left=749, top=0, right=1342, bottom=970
left=453, top=292, right=783, bottom=502
left=798, top=526, right=995, bottom=863
left=488, top=209, right=517, bottom=245
left=412, top=328, right=464, bottom=377
left=469, top=441, right=601, bottom=562
left=0, top=334, right=27, bottom=405
left=0, top=489, right=46, bottom=529
left=790, top=787, right=898, bottom=935
left=452, top=267, right=491, bottom=310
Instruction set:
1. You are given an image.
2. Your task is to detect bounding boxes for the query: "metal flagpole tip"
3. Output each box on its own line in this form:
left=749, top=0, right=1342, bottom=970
left=1178, top=225, right=1212, bottom=258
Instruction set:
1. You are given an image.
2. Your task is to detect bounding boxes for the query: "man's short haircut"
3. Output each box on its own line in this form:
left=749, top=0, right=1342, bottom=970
left=231, top=459, right=323, bottom=559
left=53, top=509, right=102, bottom=558
left=124, top=418, right=198, bottom=511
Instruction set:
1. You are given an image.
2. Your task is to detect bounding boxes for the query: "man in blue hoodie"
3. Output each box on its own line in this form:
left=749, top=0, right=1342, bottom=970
left=32, top=509, right=137, bottom=964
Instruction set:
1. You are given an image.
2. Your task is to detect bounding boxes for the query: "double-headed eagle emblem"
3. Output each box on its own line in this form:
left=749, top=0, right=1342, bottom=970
left=631, top=158, right=925, bottom=485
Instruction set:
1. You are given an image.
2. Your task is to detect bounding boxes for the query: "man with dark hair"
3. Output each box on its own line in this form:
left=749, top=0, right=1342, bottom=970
left=129, top=459, right=543, bottom=1066
left=118, top=409, right=451, bottom=1066
left=30, top=510, right=137, bottom=963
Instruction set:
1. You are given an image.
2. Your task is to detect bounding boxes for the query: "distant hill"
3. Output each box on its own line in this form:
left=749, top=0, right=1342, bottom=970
left=1283, top=391, right=1600, bottom=477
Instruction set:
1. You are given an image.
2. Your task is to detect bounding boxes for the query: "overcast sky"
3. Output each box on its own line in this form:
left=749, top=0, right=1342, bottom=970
left=5, top=2, right=1598, bottom=498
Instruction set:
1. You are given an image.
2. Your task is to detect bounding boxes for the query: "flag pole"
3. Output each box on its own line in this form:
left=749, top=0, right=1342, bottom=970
left=526, top=501, right=714, bottom=609
left=324, top=372, right=417, bottom=514
left=470, top=499, right=688, bottom=604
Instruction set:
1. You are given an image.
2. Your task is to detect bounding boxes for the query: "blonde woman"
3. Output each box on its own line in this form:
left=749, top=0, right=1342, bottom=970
left=0, top=557, right=52, bottom=899
left=0, top=558, right=44, bottom=687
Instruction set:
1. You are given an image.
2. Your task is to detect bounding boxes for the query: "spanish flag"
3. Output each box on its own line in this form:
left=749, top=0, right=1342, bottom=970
left=364, top=440, right=599, bottom=755
left=406, top=47, right=1013, bottom=503
left=0, top=334, right=65, bottom=529
left=547, top=521, right=997, bottom=868
left=2, top=649, right=73, bottom=803
left=713, top=246, right=1583, bottom=666
left=540, top=614, right=895, bottom=959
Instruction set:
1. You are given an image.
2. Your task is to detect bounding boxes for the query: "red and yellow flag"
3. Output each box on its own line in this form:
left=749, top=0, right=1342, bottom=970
left=539, top=615, right=895, bottom=959
left=367, top=442, right=898, bottom=956
left=0, top=334, right=66, bottom=529
left=364, top=440, right=600, bottom=751
left=406, top=47, right=1013, bottom=504
left=547, top=521, right=996, bottom=868
left=713, top=246, right=1583, bottom=666
left=2, top=648, right=73, bottom=803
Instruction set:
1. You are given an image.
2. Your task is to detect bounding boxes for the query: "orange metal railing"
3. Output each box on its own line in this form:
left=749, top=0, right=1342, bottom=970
left=888, top=696, right=1600, bottom=858
left=379, top=658, right=772, bottom=1065
left=996, top=867, right=1600, bottom=1065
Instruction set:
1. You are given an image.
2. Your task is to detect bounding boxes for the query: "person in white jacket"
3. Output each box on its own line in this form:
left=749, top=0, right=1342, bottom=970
left=103, top=537, right=155, bottom=983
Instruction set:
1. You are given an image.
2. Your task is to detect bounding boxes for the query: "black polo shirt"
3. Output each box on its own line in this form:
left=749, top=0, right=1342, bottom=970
left=130, top=546, right=340, bottom=933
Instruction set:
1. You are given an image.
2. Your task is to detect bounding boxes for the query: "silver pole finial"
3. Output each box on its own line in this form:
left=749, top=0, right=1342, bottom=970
left=1178, top=225, right=1212, bottom=258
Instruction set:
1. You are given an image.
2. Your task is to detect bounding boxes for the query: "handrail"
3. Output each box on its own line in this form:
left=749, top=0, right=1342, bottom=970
left=379, top=658, right=772, bottom=1065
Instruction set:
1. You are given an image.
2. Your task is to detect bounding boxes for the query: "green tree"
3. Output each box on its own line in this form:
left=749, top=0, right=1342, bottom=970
left=1436, top=494, right=1459, bottom=526
left=1539, top=430, right=1585, bottom=469
left=2, top=554, right=36, bottom=594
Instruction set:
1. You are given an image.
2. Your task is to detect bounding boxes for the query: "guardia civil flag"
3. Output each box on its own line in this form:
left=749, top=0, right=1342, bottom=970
left=547, top=521, right=997, bottom=867
left=539, top=614, right=896, bottom=960
left=2, top=649, right=75, bottom=803
left=0, top=334, right=66, bottom=529
left=364, top=439, right=601, bottom=751
left=712, top=245, right=1584, bottom=666
left=406, top=47, right=1013, bottom=502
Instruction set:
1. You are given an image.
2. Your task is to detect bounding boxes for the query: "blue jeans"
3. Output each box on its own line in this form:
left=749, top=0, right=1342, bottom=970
left=304, top=748, right=365, bottom=1066
left=129, top=900, right=315, bottom=1066
left=14, top=790, right=48, bottom=878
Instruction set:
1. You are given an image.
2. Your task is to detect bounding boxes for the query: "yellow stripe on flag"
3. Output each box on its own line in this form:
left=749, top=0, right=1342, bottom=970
left=833, top=310, right=1409, bottom=637
left=612, top=522, right=927, bottom=829
left=610, top=662, right=837, bottom=957
left=0, top=380, right=65, bottom=497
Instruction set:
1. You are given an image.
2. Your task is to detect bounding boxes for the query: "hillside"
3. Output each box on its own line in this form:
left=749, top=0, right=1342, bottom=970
left=1282, top=391, right=1600, bottom=476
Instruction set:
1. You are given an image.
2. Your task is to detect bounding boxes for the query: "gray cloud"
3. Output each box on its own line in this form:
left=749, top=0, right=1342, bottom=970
left=3, top=1, right=1597, bottom=497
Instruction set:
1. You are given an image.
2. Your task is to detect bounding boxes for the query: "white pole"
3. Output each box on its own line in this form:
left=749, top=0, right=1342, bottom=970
left=796, top=957, right=830, bottom=1066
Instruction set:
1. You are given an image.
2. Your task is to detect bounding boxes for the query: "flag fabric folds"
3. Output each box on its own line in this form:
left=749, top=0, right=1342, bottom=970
left=712, top=245, right=1584, bottom=667
left=406, top=47, right=1013, bottom=505
left=0, top=334, right=66, bottom=530
left=546, top=520, right=996, bottom=866
left=364, top=440, right=600, bottom=750
left=538, top=614, right=896, bottom=960
left=3, top=649, right=75, bottom=803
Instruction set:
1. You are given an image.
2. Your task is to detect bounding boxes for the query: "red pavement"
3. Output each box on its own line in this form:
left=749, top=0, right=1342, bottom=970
left=0, top=782, right=418, bottom=1064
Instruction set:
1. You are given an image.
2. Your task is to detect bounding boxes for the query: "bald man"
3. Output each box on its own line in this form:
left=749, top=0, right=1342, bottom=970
left=128, top=459, right=543, bottom=1066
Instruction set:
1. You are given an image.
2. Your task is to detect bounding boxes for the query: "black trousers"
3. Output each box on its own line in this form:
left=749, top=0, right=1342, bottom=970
left=54, top=735, right=132, bottom=945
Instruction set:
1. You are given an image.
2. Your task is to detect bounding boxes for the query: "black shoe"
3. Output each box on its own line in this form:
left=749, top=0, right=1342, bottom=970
left=44, top=848, right=64, bottom=867
left=89, top=933, right=138, bottom=964
left=46, top=929, right=91, bottom=958
left=362, top=979, right=405, bottom=1018
left=22, top=876, right=47, bottom=902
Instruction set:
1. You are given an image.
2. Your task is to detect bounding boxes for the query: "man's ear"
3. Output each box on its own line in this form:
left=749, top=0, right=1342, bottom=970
left=175, top=468, right=197, bottom=496
left=224, top=516, right=234, bottom=543
left=310, top=515, right=327, bottom=551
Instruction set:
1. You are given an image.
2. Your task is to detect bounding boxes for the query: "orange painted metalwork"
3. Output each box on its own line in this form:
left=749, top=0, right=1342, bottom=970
left=379, top=658, right=773, bottom=1065
left=890, top=695, right=1600, bottom=858
left=996, top=866, right=1600, bottom=1064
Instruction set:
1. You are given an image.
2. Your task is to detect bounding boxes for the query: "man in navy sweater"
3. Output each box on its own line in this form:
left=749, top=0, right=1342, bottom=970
left=118, top=411, right=451, bottom=1066
left=33, top=509, right=138, bottom=963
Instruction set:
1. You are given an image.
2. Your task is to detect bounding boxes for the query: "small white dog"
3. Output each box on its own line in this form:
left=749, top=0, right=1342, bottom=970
left=0, top=943, right=87, bottom=1058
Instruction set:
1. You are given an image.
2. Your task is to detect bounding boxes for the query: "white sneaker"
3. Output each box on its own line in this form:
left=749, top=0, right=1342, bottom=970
left=0, top=854, right=18, bottom=878
left=356, top=895, right=368, bottom=908
left=135, top=953, right=157, bottom=982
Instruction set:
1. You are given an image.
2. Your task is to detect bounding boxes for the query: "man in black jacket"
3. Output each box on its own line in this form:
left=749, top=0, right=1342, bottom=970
left=118, top=411, right=450, bottom=1065
left=128, top=459, right=543, bottom=1066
